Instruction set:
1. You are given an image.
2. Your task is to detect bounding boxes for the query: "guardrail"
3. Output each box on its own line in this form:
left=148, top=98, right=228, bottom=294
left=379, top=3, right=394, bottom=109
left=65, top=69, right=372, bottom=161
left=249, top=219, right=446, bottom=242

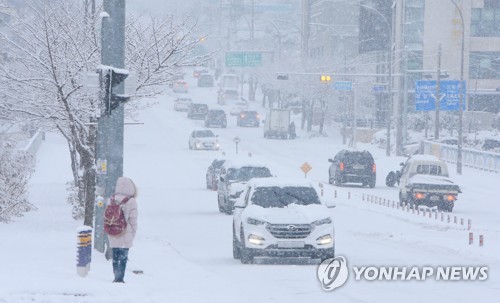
left=421, top=140, right=500, bottom=173
left=19, top=131, right=45, bottom=156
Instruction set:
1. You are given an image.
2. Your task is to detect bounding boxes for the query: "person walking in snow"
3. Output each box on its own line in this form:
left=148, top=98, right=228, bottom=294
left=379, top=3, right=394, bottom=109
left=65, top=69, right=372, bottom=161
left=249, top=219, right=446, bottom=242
left=108, top=176, right=138, bottom=283
left=288, top=121, right=296, bottom=139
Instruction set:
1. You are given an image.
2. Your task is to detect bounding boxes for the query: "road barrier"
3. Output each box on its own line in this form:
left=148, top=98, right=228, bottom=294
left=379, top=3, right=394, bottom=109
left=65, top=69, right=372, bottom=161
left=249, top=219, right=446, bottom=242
left=421, top=140, right=500, bottom=173
left=77, top=226, right=92, bottom=277
left=332, top=187, right=478, bottom=248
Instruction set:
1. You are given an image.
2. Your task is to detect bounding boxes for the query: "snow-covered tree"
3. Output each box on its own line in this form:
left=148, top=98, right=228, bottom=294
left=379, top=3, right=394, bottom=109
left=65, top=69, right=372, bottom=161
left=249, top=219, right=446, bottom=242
left=0, top=137, right=35, bottom=223
left=0, top=0, right=209, bottom=225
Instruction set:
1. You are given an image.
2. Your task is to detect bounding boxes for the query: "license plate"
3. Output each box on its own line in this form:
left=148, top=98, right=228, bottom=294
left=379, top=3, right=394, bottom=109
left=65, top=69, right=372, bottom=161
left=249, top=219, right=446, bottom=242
left=277, top=241, right=305, bottom=248
left=204, top=142, right=213, bottom=146
left=430, top=195, right=440, bottom=201
left=353, top=164, right=364, bottom=170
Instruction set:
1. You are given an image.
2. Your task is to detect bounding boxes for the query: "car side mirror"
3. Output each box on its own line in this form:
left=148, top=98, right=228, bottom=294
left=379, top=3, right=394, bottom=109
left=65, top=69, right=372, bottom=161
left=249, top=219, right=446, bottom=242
left=400, top=162, right=404, bottom=166
left=328, top=158, right=333, bottom=163
left=220, top=176, right=225, bottom=182
left=234, top=198, right=246, bottom=209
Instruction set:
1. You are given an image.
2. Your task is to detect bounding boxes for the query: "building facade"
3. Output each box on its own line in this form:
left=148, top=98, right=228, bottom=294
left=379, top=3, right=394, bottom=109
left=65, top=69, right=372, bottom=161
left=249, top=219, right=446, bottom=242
left=304, top=0, right=500, bottom=117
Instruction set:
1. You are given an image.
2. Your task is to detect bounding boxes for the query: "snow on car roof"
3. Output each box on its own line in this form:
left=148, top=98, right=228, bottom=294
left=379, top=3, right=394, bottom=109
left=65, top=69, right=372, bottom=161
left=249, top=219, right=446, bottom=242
left=247, top=178, right=314, bottom=188
left=408, top=174, right=457, bottom=186
left=408, top=155, right=442, bottom=162
left=223, top=158, right=271, bottom=169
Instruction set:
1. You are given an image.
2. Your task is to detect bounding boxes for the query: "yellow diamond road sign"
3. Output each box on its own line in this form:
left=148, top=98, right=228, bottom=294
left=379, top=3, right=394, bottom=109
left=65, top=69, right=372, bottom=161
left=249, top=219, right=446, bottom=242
left=301, top=162, right=312, bottom=174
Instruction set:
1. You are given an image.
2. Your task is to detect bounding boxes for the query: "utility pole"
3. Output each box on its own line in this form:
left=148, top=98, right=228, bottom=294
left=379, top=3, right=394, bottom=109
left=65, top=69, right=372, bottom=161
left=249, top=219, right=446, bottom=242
left=386, top=0, right=396, bottom=157
left=351, top=81, right=357, bottom=149
left=402, top=47, right=409, bottom=148
left=300, top=0, right=310, bottom=69
left=395, top=0, right=406, bottom=156
left=95, top=0, right=126, bottom=256
left=435, top=43, right=442, bottom=140
left=250, top=0, right=255, bottom=46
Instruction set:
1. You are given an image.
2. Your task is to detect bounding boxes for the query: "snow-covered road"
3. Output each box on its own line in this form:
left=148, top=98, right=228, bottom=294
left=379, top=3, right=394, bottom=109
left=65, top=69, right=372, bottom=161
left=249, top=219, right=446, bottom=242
left=1, top=73, right=499, bottom=302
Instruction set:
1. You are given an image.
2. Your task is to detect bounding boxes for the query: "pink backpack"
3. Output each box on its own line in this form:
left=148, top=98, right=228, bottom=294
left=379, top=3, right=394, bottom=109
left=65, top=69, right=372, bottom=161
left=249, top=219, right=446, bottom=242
left=104, top=195, right=131, bottom=236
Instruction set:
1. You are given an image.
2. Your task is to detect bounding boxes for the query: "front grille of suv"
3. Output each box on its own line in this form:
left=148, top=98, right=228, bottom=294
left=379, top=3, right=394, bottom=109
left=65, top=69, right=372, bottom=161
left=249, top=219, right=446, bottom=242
left=266, top=224, right=313, bottom=239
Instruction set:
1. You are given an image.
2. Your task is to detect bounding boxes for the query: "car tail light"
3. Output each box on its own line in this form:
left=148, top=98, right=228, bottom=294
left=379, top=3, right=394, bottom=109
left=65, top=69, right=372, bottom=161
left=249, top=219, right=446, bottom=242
left=372, top=163, right=376, bottom=173
left=339, top=162, right=344, bottom=171
left=445, top=194, right=456, bottom=201
left=414, top=192, right=426, bottom=200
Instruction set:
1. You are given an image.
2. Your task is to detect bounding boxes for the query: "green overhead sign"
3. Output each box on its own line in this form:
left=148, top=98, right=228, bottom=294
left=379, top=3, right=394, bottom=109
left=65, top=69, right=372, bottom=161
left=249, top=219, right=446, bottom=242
left=225, top=52, right=262, bottom=67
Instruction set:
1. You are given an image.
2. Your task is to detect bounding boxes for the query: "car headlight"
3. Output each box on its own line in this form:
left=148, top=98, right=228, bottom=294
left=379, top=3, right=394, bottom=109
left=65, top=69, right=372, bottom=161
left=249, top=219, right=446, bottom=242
left=316, top=234, right=333, bottom=245
left=312, top=217, right=332, bottom=226
left=247, top=217, right=267, bottom=225
left=248, top=234, right=265, bottom=245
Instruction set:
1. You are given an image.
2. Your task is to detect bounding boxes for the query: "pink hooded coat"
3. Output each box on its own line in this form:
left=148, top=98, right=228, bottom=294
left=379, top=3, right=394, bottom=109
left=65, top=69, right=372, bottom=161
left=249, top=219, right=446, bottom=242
left=108, top=177, right=138, bottom=248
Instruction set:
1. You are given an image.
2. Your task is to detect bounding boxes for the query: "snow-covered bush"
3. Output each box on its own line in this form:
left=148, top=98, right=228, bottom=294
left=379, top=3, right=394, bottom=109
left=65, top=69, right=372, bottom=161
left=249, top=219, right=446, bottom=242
left=0, top=139, right=35, bottom=223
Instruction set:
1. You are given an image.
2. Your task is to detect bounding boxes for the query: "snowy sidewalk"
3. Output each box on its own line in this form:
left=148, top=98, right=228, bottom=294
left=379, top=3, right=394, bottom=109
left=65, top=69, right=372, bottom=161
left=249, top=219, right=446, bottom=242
left=0, top=132, right=254, bottom=303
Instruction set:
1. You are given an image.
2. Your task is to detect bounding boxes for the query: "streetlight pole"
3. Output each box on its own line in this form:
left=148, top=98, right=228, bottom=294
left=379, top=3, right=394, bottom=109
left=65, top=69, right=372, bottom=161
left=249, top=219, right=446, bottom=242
left=386, top=0, right=396, bottom=157
left=435, top=43, right=442, bottom=140
left=450, top=0, right=465, bottom=175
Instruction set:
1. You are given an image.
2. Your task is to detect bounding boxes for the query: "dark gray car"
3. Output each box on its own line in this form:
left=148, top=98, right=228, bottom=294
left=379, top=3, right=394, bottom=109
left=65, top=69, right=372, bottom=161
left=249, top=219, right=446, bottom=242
left=328, top=150, right=376, bottom=188
left=206, top=159, right=225, bottom=190
left=217, top=162, right=273, bottom=214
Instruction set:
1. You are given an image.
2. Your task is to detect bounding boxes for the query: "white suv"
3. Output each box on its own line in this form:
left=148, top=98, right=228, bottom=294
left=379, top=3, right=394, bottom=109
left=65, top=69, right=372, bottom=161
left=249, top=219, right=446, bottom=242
left=232, top=178, right=335, bottom=264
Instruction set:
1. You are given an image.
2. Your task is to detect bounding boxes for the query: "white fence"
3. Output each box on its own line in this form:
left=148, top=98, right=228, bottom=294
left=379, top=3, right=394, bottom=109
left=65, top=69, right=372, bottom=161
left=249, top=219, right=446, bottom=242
left=421, top=140, right=500, bottom=173
left=19, top=131, right=45, bottom=156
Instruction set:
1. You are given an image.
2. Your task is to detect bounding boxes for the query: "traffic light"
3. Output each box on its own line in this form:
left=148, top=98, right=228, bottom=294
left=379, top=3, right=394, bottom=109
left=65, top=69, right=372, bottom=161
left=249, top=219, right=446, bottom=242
left=100, top=68, right=130, bottom=115
left=320, top=75, right=331, bottom=82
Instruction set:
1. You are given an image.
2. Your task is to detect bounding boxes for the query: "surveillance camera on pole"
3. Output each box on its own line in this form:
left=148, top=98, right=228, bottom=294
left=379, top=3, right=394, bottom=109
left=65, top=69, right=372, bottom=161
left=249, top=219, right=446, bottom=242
left=97, top=65, right=130, bottom=116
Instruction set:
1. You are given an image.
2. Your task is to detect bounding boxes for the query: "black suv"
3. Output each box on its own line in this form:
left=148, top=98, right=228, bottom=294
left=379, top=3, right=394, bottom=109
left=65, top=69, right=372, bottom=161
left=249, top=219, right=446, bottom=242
left=187, top=103, right=208, bottom=120
left=237, top=111, right=260, bottom=127
left=217, top=162, right=273, bottom=214
left=205, top=109, right=227, bottom=128
left=482, top=139, right=500, bottom=151
left=206, top=159, right=225, bottom=190
left=197, top=74, right=214, bottom=87
left=328, top=150, right=376, bottom=188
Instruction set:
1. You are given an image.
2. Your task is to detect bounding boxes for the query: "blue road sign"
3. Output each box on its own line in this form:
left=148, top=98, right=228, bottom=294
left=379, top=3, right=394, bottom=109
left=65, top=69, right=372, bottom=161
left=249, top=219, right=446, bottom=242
left=415, top=80, right=466, bottom=111
left=372, top=85, right=386, bottom=94
left=333, top=81, right=352, bottom=91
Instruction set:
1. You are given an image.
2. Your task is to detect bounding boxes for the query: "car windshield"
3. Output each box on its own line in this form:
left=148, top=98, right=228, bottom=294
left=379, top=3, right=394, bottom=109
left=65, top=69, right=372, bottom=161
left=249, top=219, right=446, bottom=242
left=416, top=164, right=444, bottom=176
left=342, top=152, right=373, bottom=165
left=192, top=105, right=208, bottom=112
left=196, top=130, right=215, bottom=137
left=209, top=110, right=225, bottom=117
left=242, top=111, right=257, bottom=118
left=225, top=90, right=238, bottom=96
left=213, top=160, right=225, bottom=169
left=484, top=140, right=500, bottom=148
left=226, top=166, right=271, bottom=181
left=251, top=186, right=321, bottom=208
